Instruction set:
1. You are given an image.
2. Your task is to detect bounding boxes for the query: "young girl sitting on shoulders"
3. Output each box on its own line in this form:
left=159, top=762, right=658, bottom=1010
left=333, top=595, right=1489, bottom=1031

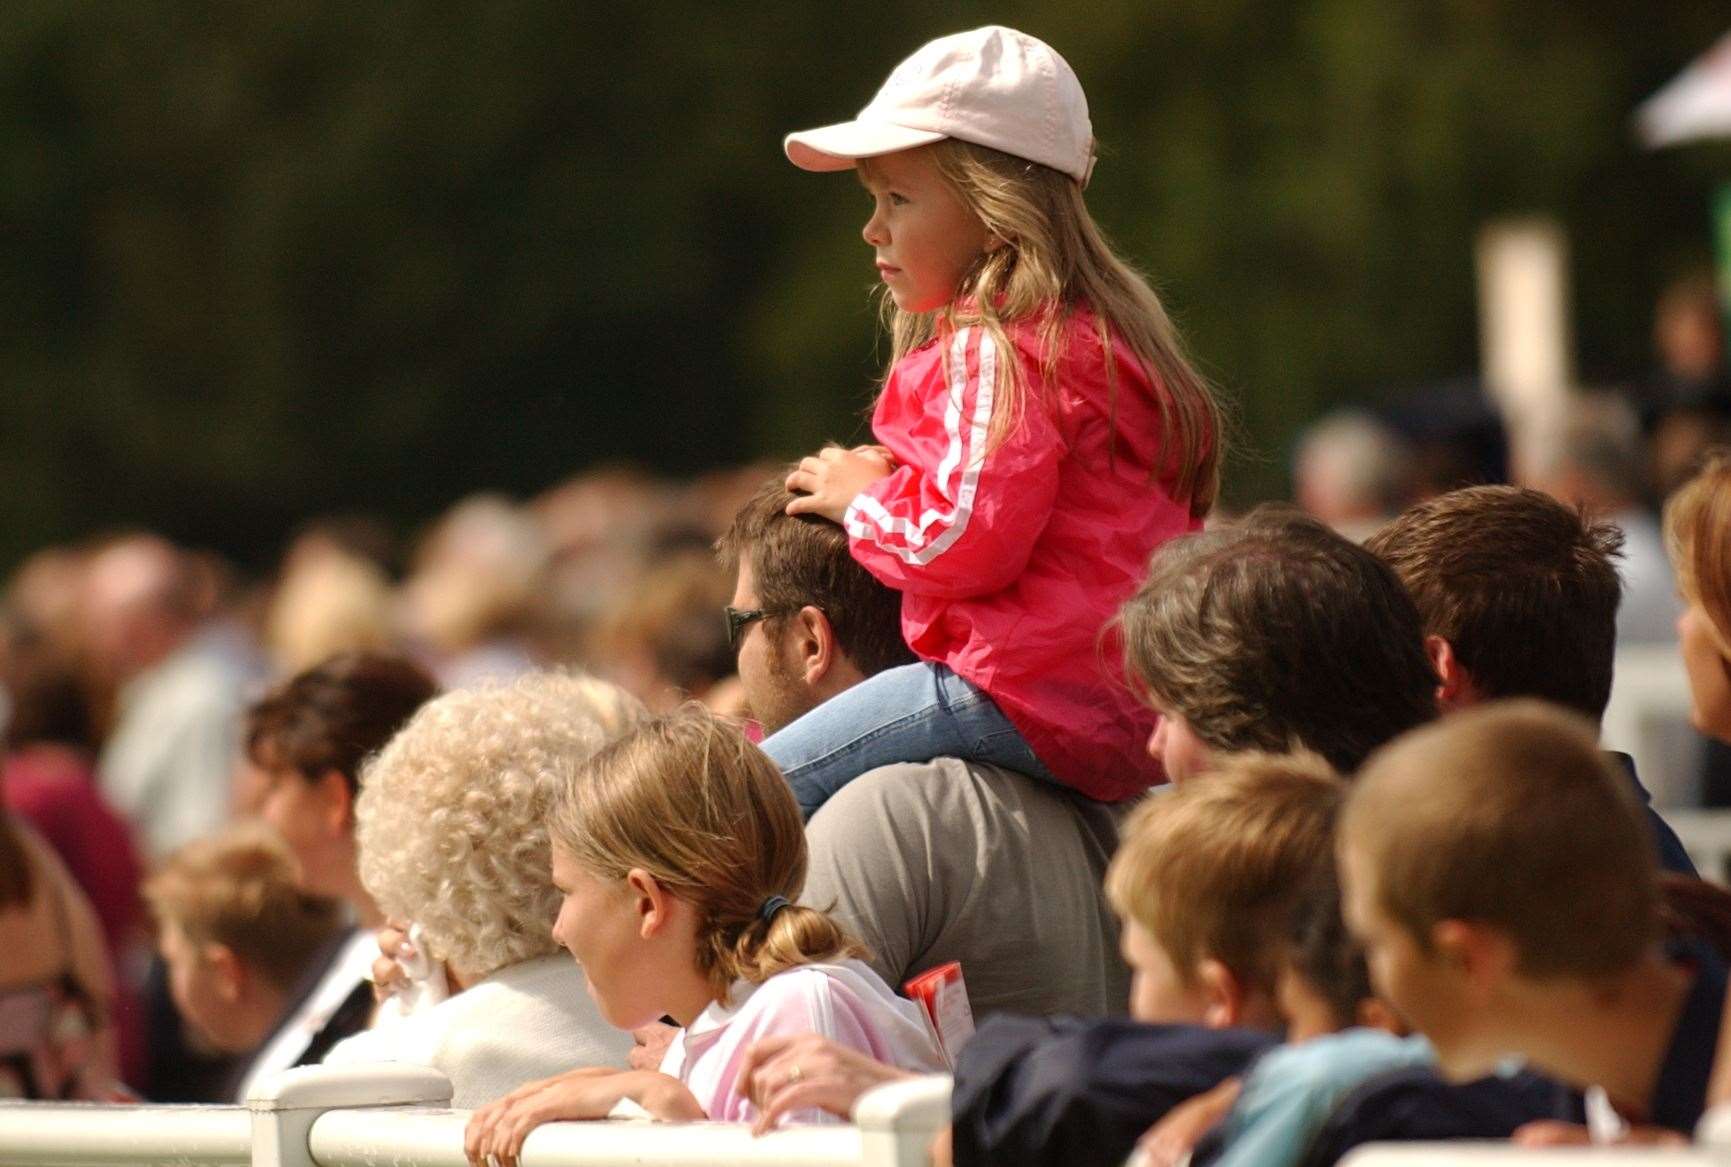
left=463, top=707, right=944, bottom=1160
left=768, top=25, right=1224, bottom=814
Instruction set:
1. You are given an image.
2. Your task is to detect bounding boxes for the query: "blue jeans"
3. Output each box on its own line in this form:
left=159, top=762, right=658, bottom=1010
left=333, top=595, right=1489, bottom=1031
left=760, top=662, right=1057, bottom=818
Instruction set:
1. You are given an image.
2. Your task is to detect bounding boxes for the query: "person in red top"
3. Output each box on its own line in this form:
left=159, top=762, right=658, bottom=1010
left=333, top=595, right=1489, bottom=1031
left=767, top=27, right=1222, bottom=812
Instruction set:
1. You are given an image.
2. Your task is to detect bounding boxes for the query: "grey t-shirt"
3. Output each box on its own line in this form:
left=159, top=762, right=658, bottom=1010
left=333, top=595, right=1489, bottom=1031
left=802, top=757, right=1130, bottom=1021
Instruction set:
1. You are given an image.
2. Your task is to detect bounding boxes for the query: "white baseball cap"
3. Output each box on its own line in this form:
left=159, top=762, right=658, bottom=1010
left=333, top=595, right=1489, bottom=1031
left=784, top=26, right=1096, bottom=186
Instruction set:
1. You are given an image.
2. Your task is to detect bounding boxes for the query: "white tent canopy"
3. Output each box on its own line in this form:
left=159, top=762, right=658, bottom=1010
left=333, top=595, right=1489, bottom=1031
left=1638, top=30, right=1731, bottom=148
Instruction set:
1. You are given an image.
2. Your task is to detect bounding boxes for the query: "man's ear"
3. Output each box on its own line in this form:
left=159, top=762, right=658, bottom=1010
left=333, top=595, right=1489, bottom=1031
left=626, top=867, right=676, bottom=941
left=791, top=605, right=838, bottom=688
left=1195, top=958, right=1248, bottom=1029
left=313, top=769, right=355, bottom=834
left=1427, top=635, right=1479, bottom=711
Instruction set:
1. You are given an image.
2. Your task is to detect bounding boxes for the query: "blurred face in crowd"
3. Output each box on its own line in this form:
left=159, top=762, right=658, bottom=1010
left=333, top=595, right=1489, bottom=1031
left=1340, top=836, right=1496, bottom=1079
left=729, top=561, right=814, bottom=736
left=858, top=147, right=990, bottom=314
left=1146, top=706, right=1213, bottom=783
left=1677, top=603, right=1731, bottom=744
left=1119, top=918, right=1211, bottom=1025
left=252, top=757, right=353, bottom=902
left=159, top=925, right=252, bottom=1053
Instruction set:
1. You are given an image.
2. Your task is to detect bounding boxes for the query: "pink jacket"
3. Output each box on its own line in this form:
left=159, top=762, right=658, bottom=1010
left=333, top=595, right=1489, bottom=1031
left=843, top=312, right=1200, bottom=802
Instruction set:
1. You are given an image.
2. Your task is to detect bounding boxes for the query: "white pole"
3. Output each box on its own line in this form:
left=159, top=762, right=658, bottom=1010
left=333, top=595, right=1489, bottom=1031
left=1475, top=217, right=1575, bottom=472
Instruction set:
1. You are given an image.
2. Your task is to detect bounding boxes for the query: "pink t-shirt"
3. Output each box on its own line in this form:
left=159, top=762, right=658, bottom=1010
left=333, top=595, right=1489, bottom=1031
left=658, top=959, right=945, bottom=1125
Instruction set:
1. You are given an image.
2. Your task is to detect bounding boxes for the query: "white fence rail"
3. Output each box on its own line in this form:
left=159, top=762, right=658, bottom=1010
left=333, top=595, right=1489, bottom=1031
left=1342, top=1148, right=1728, bottom=1165
left=0, top=1101, right=250, bottom=1166
left=0, top=1065, right=951, bottom=1167
left=11, top=1068, right=1731, bottom=1167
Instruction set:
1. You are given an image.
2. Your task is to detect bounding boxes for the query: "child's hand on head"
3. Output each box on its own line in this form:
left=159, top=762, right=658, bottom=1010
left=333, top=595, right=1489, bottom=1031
left=785, top=445, right=896, bottom=524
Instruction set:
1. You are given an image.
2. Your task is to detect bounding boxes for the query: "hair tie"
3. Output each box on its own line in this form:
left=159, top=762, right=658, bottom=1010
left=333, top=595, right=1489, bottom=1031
left=758, top=895, right=793, bottom=924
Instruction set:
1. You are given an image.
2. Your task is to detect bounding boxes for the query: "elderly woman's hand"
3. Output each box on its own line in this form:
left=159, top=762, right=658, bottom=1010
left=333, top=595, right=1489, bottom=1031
left=368, top=920, right=415, bottom=1003
left=464, top=1068, right=704, bottom=1166
left=737, top=1033, right=914, bottom=1136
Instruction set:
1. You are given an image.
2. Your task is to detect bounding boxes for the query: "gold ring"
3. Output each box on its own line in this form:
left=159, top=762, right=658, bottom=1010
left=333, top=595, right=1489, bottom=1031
left=787, top=1064, right=803, bottom=1085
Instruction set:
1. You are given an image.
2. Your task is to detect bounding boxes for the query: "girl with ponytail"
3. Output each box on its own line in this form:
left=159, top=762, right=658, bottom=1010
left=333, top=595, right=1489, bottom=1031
left=464, top=707, right=944, bottom=1158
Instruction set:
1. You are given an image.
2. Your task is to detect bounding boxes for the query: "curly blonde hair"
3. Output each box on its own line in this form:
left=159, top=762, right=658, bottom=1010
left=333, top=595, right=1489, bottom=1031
left=355, top=672, right=647, bottom=979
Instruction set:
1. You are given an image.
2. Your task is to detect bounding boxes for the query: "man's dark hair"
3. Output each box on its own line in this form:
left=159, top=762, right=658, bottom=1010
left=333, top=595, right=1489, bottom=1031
left=1364, top=485, right=1623, bottom=723
left=1119, top=506, right=1437, bottom=773
left=245, top=651, right=439, bottom=795
left=716, top=475, right=915, bottom=678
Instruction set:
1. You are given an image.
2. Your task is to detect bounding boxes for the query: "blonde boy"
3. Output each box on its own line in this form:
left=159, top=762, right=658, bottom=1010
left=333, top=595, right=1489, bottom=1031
left=1106, top=751, right=1344, bottom=1029
left=146, top=824, right=345, bottom=1059
left=1340, top=701, right=1725, bottom=1135
left=949, top=751, right=1345, bottom=1165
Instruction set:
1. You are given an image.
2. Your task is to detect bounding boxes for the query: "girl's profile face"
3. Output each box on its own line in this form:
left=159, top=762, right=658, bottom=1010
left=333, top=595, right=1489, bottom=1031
left=858, top=146, right=990, bottom=314
left=550, top=842, right=665, bottom=1030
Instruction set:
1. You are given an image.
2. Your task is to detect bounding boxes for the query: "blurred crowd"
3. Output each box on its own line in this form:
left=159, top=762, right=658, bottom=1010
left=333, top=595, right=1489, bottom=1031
left=0, top=273, right=1726, bottom=1139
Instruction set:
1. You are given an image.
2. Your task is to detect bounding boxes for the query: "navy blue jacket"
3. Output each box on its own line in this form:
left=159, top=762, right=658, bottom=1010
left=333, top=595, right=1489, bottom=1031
left=951, top=1015, right=1277, bottom=1167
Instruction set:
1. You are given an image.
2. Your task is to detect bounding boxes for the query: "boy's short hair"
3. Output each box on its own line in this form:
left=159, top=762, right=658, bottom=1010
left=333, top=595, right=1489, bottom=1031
left=716, top=474, right=915, bottom=677
left=1106, top=750, right=1344, bottom=996
left=1364, top=486, right=1623, bottom=722
left=145, top=824, right=344, bottom=991
left=1119, top=506, right=1437, bottom=773
left=1344, top=700, right=1659, bottom=979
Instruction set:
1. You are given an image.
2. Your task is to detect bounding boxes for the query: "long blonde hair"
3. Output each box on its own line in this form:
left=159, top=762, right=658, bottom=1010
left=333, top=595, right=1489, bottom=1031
left=868, top=139, right=1223, bottom=517
left=1665, top=449, right=1731, bottom=656
left=549, top=706, right=863, bottom=1001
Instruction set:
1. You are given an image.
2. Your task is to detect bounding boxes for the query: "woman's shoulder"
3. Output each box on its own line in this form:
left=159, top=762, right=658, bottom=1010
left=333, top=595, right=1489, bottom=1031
left=754, top=958, right=893, bottom=999
left=346, top=956, right=630, bottom=1073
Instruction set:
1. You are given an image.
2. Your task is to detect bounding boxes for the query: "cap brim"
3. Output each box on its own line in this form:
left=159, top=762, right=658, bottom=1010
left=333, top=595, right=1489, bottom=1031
left=784, top=120, right=948, bottom=171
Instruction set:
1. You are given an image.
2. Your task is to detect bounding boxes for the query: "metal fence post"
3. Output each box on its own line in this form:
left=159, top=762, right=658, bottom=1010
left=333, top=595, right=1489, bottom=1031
left=853, top=1075, right=951, bottom=1167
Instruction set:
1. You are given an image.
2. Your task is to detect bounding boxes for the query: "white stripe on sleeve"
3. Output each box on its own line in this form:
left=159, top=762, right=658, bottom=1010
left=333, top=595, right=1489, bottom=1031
left=844, top=328, right=997, bottom=566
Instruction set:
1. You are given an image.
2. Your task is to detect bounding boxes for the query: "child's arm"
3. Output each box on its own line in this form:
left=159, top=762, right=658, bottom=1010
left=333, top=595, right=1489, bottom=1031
left=464, top=1067, right=705, bottom=1166
left=840, top=334, right=1065, bottom=600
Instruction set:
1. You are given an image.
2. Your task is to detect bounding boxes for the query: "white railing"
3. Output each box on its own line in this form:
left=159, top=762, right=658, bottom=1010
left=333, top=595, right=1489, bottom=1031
left=0, top=1100, right=251, bottom=1166
left=0, top=1065, right=951, bottom=1167
left=1338, top=1102, right=1731, bottom=1164
left=1342, top=1148, right=1726, bottom=1164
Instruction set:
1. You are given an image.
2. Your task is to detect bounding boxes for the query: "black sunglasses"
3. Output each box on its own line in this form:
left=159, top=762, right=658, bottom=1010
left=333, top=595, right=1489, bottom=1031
left=724, top=605, right=777, bottom=654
